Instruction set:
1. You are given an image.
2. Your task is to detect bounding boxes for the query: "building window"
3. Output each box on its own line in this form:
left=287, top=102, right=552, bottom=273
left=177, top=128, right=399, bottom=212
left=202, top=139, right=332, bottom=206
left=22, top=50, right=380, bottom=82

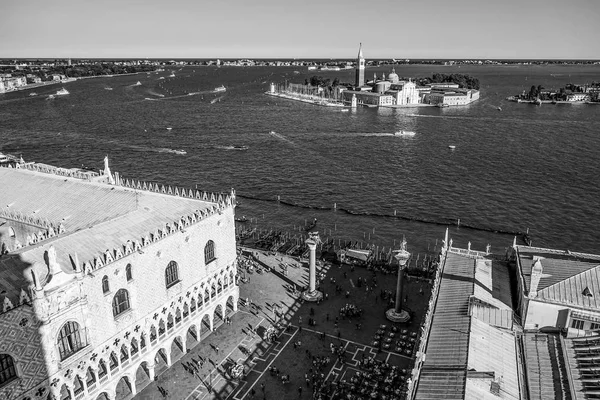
left=204, top=240, right=216, bottom=264
left=0, top=354, right=17, bottom=387
left=102, top=276, right=110, bottom=294
left=57, top=321, right=85, bottom=361
left=571, top=318, right=585, bottom=330
left=591, top=322, right=600, bottom=331
left=112, top=289, right=131, bottom=317
left=165, top=261, right=179, bottom=288
left=126, top=264, right=132, bottom=281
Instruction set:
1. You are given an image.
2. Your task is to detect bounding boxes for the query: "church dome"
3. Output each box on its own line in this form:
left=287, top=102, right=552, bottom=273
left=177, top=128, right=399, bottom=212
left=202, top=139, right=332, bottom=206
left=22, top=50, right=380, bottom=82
left=388, top=68, right=399, bottom=83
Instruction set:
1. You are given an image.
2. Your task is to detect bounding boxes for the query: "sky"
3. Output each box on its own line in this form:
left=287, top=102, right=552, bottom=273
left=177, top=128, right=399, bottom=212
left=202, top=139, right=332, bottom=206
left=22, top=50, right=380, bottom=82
left=2, top=0, right=599, bottom=59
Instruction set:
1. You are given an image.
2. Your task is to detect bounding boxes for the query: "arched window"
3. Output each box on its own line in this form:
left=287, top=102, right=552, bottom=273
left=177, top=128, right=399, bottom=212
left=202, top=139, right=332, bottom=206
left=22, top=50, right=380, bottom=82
left=165, top=261, right=179, bottom=288
left=0, top=354, right=17, bottom=386
left=204, top=240, right=216, bottom=264
left=126, top=264, right=132, bottom=281
left=57, top=321, right=86, bottom=361
left=112, top=289, right=130, bottom=317
left=102, top=276, right=110, bottom=294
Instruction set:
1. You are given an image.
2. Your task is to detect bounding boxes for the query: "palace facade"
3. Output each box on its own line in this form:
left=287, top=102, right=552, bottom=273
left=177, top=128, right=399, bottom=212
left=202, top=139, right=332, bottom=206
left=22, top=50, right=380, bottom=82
left=0, top=158, right=239, bottom=400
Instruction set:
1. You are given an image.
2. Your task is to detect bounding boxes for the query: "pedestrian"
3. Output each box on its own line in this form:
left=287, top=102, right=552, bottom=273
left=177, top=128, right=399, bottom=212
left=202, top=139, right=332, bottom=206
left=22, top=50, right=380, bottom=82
left=345, top=291, right=350, bottom=298
left=215, top=345, right=220, bottom=354
left=326, top=313, right=329, bottom=322
left=261, top=383, right=265, bottom=393
left=298, top=386, right=303, bottom=397
left=251, top=388, right=256, bottom=398
left=337, top=330, right=341, bottom=339
left=299, top=316, right=302, bottom=324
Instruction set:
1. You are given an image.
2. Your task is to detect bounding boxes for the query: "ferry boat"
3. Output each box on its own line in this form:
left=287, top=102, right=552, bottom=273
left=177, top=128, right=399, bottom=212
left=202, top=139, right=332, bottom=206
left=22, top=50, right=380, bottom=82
left=394, top=130, right=416, bottom=137
left=56, top=88, right=69, bottom=96
left=213, top=85, right=226, bottom=93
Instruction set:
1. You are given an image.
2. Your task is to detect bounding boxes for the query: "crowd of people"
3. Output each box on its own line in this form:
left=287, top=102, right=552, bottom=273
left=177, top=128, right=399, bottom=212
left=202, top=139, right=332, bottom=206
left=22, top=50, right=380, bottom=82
left=330, top=357, right=406, bottom=400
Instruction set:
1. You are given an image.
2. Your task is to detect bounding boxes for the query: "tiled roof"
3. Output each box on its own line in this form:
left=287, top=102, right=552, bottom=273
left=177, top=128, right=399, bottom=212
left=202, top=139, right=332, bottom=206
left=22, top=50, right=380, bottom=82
left=0, top=166, right=218, bottom=302
left=517, top=246, right=600, bottom=294
left=523, top=333, right=572, bottom=400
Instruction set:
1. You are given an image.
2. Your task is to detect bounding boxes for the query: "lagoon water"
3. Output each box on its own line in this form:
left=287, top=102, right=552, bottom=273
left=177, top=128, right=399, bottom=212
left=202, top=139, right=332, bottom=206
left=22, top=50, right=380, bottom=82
left=1, top=64, right=599, bottom=255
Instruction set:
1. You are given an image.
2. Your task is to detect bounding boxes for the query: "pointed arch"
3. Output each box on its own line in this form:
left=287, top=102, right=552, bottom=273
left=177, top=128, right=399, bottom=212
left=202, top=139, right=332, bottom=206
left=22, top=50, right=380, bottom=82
left=130, top=338, right=139, bottom=357
left=85, top=366, right=96, bottom=389
left=120, top=344, right=129, bottom=364
left=57, top=321, right=87, bottom=361
left=204, top=240, right=216, bottom=264
left=175, top=308, right=182, bottom=324
left=102, top=275, right=110, bottom=294
left=72, top=375, right=84, bottom=397
left=108, top=351, right=119, bottom=372
left=158, top=319, right=166, bottom=337
left=0, top=353, right=17, bottom=386
left=167, top=313, right=174, bottom=330
left=149, top=325, right=157, bottom=343
left=97, top=359, right=108, bottom=380
left=183, top=302, right=189, bottom=318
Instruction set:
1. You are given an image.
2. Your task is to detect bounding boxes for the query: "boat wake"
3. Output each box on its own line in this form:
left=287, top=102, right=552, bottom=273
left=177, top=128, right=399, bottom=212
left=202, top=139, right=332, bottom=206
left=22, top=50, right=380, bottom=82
left=213, top=145, right=249, bottom=151
left=268, top=131, right=295, bottom=145
left=157, top=148, right=187, bottom=155
left=210, top=95, right=225, bottom=104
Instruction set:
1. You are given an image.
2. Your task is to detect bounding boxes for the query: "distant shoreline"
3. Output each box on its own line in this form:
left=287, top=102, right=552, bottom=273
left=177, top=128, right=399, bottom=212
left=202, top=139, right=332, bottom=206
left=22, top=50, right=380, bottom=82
left=3, top=71, right=148, bottom=93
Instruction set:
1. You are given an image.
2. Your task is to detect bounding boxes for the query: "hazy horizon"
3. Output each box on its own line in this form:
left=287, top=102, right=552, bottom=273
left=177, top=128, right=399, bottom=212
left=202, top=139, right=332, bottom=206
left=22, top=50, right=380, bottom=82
left=2, top=0, right=599, bottom=60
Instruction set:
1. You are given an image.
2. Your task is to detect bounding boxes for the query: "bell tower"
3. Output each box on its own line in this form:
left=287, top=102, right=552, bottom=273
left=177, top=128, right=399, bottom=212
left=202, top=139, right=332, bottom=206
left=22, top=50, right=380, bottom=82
left=355, top=43, right=365, bottom=87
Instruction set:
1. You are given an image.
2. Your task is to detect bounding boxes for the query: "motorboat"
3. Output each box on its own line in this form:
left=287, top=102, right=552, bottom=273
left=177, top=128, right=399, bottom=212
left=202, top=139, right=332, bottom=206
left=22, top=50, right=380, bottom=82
left=169, top=73, right=176, bottom=78
left=394, top=130, right=416, bottom=137
left=213, top=85, right=226, bottom=93
left=29, top=92, right=37, bottom=97
left=448, top=145, right=456, bottom=150
left=46, top=95, right=55, bottom=100
left=173, top=149, right=186, bottom=155
left=497, top=106, right=502, bottom=111
left=56, top=88, right=69, bottom=95
left=104, top=87, right=113, bottom=90
left=436, top=103, right=449, bottom=108
left=166, top=127, right=172, bottom=131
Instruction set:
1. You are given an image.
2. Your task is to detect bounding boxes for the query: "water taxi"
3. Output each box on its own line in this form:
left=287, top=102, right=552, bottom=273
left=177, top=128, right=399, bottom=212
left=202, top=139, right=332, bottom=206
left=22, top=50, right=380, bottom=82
left=448, top=145, right=456, bottom=150
left=173, top=149, right=186, bottom=155
left=213, top=85, right=226, bottom=93
left=394, top=130, right=416, bottom=137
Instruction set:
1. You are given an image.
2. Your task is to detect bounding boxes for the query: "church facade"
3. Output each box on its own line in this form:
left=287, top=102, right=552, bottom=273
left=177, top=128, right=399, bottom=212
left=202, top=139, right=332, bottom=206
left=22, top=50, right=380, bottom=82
left=0, top=159, right=239, bottom=400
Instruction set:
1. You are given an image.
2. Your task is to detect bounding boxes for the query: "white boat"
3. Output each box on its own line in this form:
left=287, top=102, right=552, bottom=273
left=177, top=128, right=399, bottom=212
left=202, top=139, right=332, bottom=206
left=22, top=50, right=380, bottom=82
left=340, top=109, right=350, bottom=112
left=29, top=92, right=37, bottom=97
left=173, top=149, right=186, bottom=155
left=166, top=127, right=172, bottom=131
left=46, top=95, right=55, bottom=100
left=169, top=73, right=175, bottom=78
left=448, top=145, right=456, bottom=150
left=56, top=88, right=69, bottom=96
left=104, top=87, right=113, bottom=90
left=213, top=85, right=226, bottom=93
left=158, top=77, right=165, bottom=80
left=133, top=81, right=142, bottom=86
left=394, top=130, right=416, bottom=137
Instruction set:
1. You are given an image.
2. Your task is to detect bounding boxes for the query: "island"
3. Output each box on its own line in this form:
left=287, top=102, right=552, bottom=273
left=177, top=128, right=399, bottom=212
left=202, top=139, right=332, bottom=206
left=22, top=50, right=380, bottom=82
left=266, top=44, right=480, bottom=108
left=507, top=82, right=600, bottom=104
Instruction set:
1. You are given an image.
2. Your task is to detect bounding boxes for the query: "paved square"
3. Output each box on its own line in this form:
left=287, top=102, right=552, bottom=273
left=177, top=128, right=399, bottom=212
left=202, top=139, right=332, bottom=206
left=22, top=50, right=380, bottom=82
left=135, top=248, right=432, bottom=399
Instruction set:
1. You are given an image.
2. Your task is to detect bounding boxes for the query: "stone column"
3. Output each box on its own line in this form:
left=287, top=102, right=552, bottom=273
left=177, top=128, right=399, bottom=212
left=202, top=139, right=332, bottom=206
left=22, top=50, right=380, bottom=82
left=386, top=239, right=411, bottom=323
left=147, top=363, right=156, bottom=381
left=301, top=235, right=323, bottom=302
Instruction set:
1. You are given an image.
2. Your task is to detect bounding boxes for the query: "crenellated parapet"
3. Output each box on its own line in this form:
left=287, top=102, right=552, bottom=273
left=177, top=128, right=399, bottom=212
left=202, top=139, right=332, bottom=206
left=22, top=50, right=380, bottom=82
left=0, top=208, right=65, bottom=252
left=6, top=161, right=99, bottom=180
left=78, top=195, right=235, bottom=274
left=116, top=175, right=236, bottom=206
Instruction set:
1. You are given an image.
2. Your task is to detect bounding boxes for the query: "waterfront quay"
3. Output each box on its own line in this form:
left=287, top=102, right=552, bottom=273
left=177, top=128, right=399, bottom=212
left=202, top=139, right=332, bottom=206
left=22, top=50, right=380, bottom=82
left=264, top=90, right=344, bottom=107
left=134, top=242, right=434, bottom=399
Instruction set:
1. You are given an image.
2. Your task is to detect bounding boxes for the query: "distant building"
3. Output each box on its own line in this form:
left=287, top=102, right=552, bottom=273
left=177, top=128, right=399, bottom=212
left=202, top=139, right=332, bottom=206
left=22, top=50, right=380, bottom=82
left=355, top=43, right=365, bottom=87
left=390, top=80, right=419, bottom=105
left=426, top=88, right=480, bottom=106
left=342, top=90, right=393, bottom=106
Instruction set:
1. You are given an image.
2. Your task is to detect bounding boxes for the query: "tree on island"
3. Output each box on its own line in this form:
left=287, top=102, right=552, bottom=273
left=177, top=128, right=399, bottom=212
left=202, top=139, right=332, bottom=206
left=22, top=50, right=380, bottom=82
left=414, top=73, right=480, bottom=90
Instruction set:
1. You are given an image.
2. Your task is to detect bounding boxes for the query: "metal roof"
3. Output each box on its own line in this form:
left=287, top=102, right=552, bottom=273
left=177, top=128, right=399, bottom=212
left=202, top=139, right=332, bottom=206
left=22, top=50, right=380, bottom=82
left=537, top=265, right=600, bottom=310
left=415, top=252, right=475, bottom=399
left=523, top=332, right=572, bottom=400
left=465, top=318, right=520, bottom=400
left=563, top=335, right=600, bottom=400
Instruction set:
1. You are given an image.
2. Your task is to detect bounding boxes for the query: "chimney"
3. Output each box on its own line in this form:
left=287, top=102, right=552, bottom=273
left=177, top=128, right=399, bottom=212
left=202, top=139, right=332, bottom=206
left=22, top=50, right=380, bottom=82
left=528, top=257, right=543, bottom=299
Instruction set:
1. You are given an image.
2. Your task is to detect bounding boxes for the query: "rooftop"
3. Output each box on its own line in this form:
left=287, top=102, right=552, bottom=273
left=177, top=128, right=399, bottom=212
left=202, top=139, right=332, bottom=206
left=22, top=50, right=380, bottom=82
left=517, top=245, right=600, bottom=309
left=0, top=165, right=224, bottom=304
left=415, top=250, right=519, bottom=400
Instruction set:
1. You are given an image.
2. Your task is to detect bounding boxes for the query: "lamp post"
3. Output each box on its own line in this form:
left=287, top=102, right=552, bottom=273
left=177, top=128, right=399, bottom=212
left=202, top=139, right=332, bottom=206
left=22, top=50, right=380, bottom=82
left=386, top=237, right=411, bottom=322
left=302, top=232, right=323, bottom=302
